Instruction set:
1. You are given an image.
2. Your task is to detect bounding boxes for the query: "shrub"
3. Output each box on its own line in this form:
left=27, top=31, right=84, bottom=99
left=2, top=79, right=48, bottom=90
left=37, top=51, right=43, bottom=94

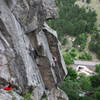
left=70, top=49, right=77, bottom=58
left=90, top=74, right=100, bottom=88
left=79, top=96, right=94, bottom=100
left=95, top=64, right=100, bottom=73
left=79, top=52, right=92, bottom=60
left=78, top=75, right=92, bottom=91
left=68, top=67, right=78, bottom=80
left=89, top=33, right=100, bottom=59
left=23, top=92, right=32, bottom=100
left=41, top=93, right=47, bottom=100
left=92, top=87, right=100, bottom=100
left=62, top=38, right=68, bottom=45
left=63, top=53, right=74, bottom=65
left=86, top=0, right=91, bottom=3
left=93, top=91, right=100, bottom=100
left=73, top=33, right=88, bottom=51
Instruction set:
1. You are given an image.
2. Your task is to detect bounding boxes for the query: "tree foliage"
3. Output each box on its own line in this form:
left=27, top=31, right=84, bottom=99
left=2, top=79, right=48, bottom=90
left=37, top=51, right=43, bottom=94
left=79, top=52, right=92, bottom=60
left=63, top=53, right=74, bottom=65
left=89, top=33, right=100, bottom=59
left=47, top=0, right=97, bottom=39
left=73, top=33, right=88, bottom=50
left=68, top=67, right=78, bottom=80
left=95, top=64, right=100, bottom=73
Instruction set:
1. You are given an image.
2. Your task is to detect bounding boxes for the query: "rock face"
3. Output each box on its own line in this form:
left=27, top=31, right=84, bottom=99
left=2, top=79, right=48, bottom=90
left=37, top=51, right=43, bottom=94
left=0, top=0, right=68, bottom=100
left=0, top=89, right=24, bottom=100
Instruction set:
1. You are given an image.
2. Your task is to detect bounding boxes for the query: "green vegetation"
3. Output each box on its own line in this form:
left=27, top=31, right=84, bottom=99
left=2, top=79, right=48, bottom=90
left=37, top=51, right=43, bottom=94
left=73, top=33, right=88, bottom=51
left=60, top=67, right=93, bottom=100
left=60, top=76, right=81, bottom=100
left=79, top=52, right=92, bottom=60
left=63, top=53, right=74, bottom=65
left=95, top=64, right=100, bottom=73
left=78, top=75, right=92, bottom=91
left=41, top=93, right=47, bottom=100
left=70, top=48, right=77, bottom=58
left=47, top=0, right=97, bottom=40
left=60, top=66, right=100, bottom=100
left=63, top=48, right=77, bottom=65
left=86, top=0, right=91, bottom=3
left=23, top=92, right=32, bottom=100
left=62, top=38, right=68, bottom=45
left=89, top=33, right=100, bottom=59
left=68, top=67, right=78, bottom=80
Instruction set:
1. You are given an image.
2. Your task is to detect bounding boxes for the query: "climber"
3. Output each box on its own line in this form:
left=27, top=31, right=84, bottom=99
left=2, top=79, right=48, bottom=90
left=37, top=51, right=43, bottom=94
left=52, top=56, right=57, bottom=63
left=45, top=85, right=48, bottom=90
left=4, top=82, right=12, bottom=91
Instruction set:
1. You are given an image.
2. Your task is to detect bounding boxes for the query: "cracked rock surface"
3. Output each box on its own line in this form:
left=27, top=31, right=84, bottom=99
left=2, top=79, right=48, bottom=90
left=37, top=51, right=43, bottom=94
left=0, top=0, right=68, bottom=100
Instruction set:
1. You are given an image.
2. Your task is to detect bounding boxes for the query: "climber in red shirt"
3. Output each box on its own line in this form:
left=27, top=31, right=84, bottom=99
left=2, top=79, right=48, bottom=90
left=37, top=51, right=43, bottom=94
left=52, top=55, right=57, bottom=62
left=4, top=83, right=12, bottom=91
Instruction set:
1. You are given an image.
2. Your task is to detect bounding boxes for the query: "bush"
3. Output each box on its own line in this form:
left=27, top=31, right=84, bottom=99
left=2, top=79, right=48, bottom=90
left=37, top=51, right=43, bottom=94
left=79, top=52, right=92, bottom=60
left=62, top=38, right=68, bottom=45
left=70, top=49, right=77, bottom=58
left=95, top=64, right=100, bottom=73
left=93, top=91, right=100, bottom=100
left=68, top=67, right=78, bottom=80
left=79, top=96, right=93, bottom=100
left=86, top=0, right=91, bottom=3
left=90, top=74, right=100, bottom=88
left=63, top=53, right=74, bottom=65
left=89, top=33, right=100, bottom=59
left=23, top=92, right=32, bottom=100
left=78, top=75, right=92, bottom=91
left=93, top=87, right=100, bottom=100
left=73, top=33, right=88, bottom=51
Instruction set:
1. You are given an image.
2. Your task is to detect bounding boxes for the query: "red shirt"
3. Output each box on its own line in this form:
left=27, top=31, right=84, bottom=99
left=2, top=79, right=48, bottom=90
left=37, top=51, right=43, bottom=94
left=53, top=56, right=57, bottom=62
left=4, top=86, right=12, bottom=91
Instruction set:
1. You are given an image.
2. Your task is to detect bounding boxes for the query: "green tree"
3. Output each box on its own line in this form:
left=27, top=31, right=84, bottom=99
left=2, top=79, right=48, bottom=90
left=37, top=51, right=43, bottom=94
left=89, top=33, right=100, bottom=59
left=63, top=53, right=74, bottom=65
left=95, top=64, right=100, bottom=73
left=47, top=0, right=97, bottom=40
left=78, top=75, right=92, bottom=91
left=79, top=52, right=92, bottom=60
left=90, top=74, right=100, bottom=88
left=60, top=76, right=81, bottom=100
left=70, top=49, right=77, bottom=58
left=73, top=33, right=88, bottom=50
left=86, top=0, right=91, bottom=3
left=68, top=67, right=78, bottom=80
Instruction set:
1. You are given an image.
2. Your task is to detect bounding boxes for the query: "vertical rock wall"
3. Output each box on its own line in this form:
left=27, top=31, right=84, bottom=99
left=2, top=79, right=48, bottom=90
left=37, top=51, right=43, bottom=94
left=0, top=0, right=68, bottom=100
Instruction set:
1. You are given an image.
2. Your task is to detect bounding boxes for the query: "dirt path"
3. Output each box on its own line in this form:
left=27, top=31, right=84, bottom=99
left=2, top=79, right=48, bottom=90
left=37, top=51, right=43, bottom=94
left=74, top=60, right=100, bottom=67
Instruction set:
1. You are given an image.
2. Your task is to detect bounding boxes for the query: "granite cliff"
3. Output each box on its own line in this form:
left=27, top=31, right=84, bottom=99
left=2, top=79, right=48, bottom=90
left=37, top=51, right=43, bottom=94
left=0, top=0, right=68, bottom=100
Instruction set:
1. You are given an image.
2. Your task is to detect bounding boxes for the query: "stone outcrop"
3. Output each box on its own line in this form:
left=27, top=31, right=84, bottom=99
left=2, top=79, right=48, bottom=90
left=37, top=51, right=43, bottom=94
left=0, top=0, right=68, bottom=100
left=48, top=88, right=69, bottom=100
